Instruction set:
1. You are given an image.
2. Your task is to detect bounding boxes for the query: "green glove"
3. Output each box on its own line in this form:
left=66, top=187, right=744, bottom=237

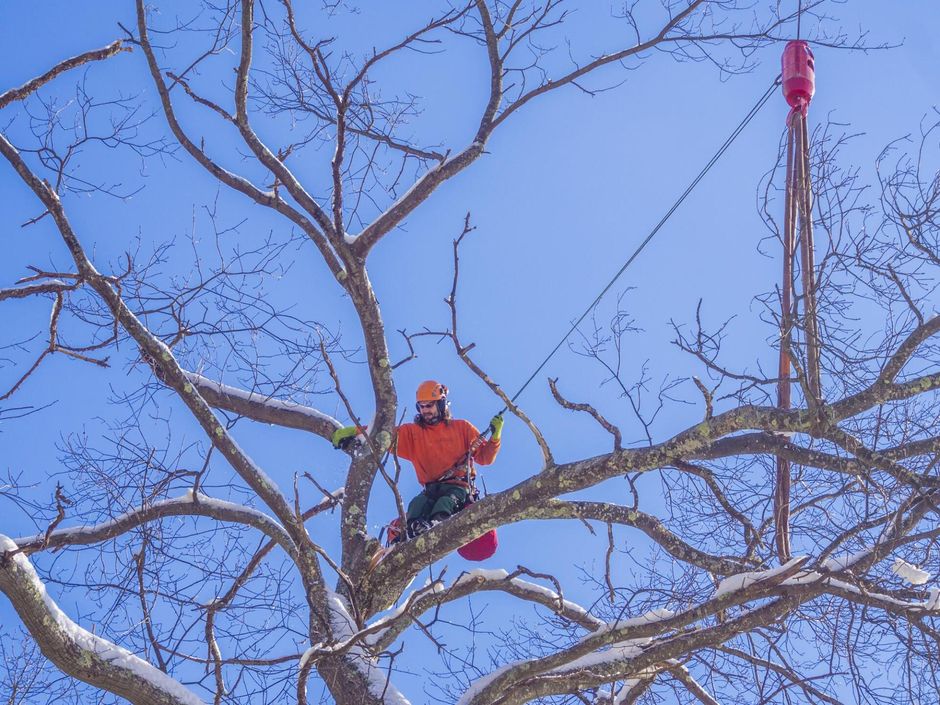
left=331, top=426, right=361, bottom=450
left=488, top=414, right=504, bottom=441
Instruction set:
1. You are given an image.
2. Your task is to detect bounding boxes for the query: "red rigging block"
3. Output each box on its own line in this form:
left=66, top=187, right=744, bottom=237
left=781, top=40, right=815, bottom=111
left=387, top=517, right=403, bottom=544
left=457, top=529, right=498, bottom=561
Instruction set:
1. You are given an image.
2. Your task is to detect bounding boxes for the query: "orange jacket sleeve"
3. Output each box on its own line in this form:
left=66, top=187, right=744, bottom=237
left=394, top=424, right=415, bottom=462
left=464, top=420, right=501, bottom=465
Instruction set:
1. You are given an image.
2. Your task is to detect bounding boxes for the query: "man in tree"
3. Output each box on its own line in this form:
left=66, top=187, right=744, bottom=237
left=333, top=380, right=503, bottom=538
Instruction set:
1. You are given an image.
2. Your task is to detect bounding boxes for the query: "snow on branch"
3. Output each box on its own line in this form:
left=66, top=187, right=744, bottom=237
left=892, top=558, right=931, bottom=585
left=0, top=535, right=205, bottom=705
left=713, top=556, right=809, bottom=599
left=453, top=568, right=606, bottom=630
left=456, top=557, right=825, bottom=705
left=772, top=555, right=940, bottom=615
left=457, top=607, right=677, bottom=705
left=182, top=371, right=340, bottom=439
left=366, top=568, right=605, bottom=654
left=667, top=663, right=721, bottom=705
left=302, top=567, right=605, bottom=664
left=820, top=549, right=872, bottom=572
left=595, top=676, right=654, bottom=705
left=13, top=492, right=296, bottom=560
left=298, top=591, right=412, bottom=705
left=713, top=550, right=939, bottom=615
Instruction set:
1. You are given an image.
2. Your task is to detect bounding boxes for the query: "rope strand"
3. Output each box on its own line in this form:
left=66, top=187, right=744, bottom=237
left=499, top=75, right=783, bottom=414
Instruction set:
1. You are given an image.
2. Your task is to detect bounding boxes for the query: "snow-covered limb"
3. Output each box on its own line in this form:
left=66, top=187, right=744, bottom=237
left=455, top=588, right=799, bottom=705
left=713, top=556, right=809, bottom=599
left=772, top=562, right=940, bottom=615
left=452, top=568, right=605, bottom=630
left=0, top=279, right=76, bottom=300
left=302, top=567, right=605, bottom=661
left=820, top=548, right=872, bottom=572
left=925, top=588, right=940, bottom=610
left=457, top=558, right=816, bottom=705
left=183, top=371, right=341, bottom=439
left=667, top=663, right=721, bottom=705
left=12, top=492, right=297, bottom=560
left=301, top=578, right=448, bottom=663
left=0, top=535, right=205, bottom=705
left=892, top=558, right=931, bottom=585
left=596, top=676, right=654, bottom=705
left=713, top=549, right=940, bottom=615
left=456, top=607, right=676, bottom=705
left=297, top=592, right=412, bottom=705
left=823, top=577, right=940, bottom=613
left=367, top=567, right=605, bottom=653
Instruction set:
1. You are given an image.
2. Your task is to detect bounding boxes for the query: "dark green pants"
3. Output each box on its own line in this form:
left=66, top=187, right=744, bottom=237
left=407, top=482, right=468, bottom=522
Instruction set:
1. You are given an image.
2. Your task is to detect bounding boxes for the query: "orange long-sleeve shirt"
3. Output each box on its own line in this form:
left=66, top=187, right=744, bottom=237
left=395, top=419, right=500, bottom=485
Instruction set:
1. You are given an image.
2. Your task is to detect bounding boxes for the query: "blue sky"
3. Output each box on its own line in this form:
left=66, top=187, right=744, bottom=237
left=1, top=1, right=939, bottom=701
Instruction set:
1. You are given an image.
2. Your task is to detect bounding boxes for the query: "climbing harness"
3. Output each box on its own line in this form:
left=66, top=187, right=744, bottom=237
left=774, top=37, right=820, bottom=563
left=369, top=426, right=497, bottom=570
left=435, top=428, right=490, bottom=490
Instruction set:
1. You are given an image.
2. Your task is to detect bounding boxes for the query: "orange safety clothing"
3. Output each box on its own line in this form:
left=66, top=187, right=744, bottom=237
left=395, top=419, right=500, bottom=485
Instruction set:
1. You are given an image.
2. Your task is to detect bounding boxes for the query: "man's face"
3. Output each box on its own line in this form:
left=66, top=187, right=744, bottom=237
left=417, top=400, right=440, bottom=423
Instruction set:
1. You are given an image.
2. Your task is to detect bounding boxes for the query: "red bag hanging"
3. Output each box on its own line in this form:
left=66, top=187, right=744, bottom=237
left=457, top=529, right=498, bottom=561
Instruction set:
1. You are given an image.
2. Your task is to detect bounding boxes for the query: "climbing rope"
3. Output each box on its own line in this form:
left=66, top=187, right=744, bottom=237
left=497, top=75, right=783, bottom=415
left=775, top=36, right=819, bottom=563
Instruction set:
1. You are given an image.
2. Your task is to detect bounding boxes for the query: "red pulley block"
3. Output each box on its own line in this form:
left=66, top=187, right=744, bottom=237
left=386, top=517, right=403, bottom=545
left=781, top=40, right=815, bottom=113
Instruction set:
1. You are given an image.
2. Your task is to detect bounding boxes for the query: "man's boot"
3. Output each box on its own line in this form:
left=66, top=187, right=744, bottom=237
left=407, top=518, right=431, bottom=538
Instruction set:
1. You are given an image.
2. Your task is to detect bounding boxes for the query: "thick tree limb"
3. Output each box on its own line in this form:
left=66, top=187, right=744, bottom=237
left=458, top=560, right=813, bottom=705
left=12, top=492, right=296, bottom=561
left=0, top=41, right=128, bottom=110
left=0, top=536, right=203, bottom=705
left=530, top=500, right=750, bottom=575
left=182, top=371, right=341, bottom=440
left=0, top=281, right=79, bottom=301
left=366, top=568, right=605, bottom=654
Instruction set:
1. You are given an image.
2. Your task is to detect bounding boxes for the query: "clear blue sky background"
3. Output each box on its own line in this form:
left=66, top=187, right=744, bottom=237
left=1, top=1, right=939, bottom=701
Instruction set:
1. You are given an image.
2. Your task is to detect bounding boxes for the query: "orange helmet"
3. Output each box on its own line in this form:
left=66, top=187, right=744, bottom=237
left=416, top=380, right=448, bottom=402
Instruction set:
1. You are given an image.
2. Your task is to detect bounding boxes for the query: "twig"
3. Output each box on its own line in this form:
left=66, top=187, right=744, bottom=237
left=445, top=213, right=554, bottom=464
left=549, top=377, right=622, bottom=451
left=317, top=334, right=407, bottom=522
left=0, top=41, right=128, bottom=109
